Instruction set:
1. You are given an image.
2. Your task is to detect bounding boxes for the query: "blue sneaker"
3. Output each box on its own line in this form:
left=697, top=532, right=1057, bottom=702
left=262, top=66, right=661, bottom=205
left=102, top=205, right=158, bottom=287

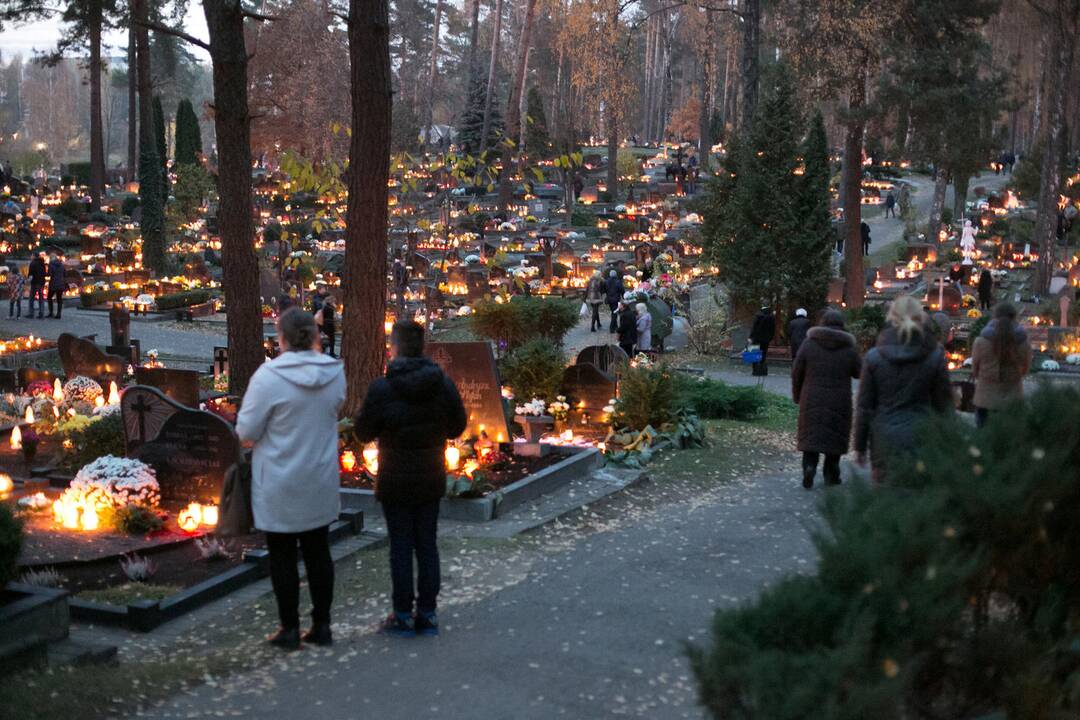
left=379, top=612, right=415, bottom=638
left=414, top=611, right=439, bottom=637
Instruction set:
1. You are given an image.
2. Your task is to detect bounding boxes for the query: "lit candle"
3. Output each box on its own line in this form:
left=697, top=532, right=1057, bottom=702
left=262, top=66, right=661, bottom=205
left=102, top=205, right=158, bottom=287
left=94, top=395, right=105, bottom=408
left=62, top=501, right=80, bottom=529
left=0, top=473, right=12, bottom=495
left=53, top=378, right=63, bottom=403
left=52, top=498, right=64, bottom=523
left=202, top=505, right=218, bottom=526
left=445, top=446, right=460, bottom=471
left=340, top=450, right=357, bottom=473
left=23, top=406, right=33, bottom=424
left=81, top=505, right=99, bottom=531
left=108, top=381, right=120, bottom=405
left=363, top=446, right=379, bottom=475
left=10, top=424, right=21, bottom=450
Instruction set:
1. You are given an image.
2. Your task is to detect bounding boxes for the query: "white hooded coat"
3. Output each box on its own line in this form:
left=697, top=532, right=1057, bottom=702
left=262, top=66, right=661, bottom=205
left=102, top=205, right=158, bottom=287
left=236, top=350, right=345, bottom=533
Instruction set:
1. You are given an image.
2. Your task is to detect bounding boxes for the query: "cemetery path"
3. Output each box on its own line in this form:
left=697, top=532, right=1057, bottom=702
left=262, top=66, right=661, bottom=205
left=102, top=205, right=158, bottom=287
left=137, top=426, right=815, bottom=720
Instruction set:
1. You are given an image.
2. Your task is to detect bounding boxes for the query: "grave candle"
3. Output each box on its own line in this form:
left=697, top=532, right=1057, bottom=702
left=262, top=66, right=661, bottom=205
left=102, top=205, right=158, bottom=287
left=445, top=445, right=460, bottom=471
left=62, top=500, right=80, bottom=529
left=53, top=378, right=64, bottom=403
left=81, top=505, right=100, bottom=531
left=0, top=473, right=12, bottom=495
left=10, top=424, right=21, bottom=450
left=202, top=505, right=218, bottom=526
left=24, top=406, right=34, bottom=424
left=340, top=450, right=357, bottom=473
left=108, top=381, right=120, bottom=405
left=363, top=446, right=379, bottom=475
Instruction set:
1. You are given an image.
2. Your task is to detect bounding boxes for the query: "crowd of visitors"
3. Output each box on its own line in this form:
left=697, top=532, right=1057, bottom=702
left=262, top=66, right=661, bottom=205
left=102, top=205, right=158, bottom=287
left=6, top=250, right=68, bottom=320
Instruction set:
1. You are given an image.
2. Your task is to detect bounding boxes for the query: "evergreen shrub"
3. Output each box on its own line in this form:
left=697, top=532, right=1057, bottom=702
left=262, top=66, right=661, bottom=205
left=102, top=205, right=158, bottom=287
left=498, top=339, right=566, bottom=404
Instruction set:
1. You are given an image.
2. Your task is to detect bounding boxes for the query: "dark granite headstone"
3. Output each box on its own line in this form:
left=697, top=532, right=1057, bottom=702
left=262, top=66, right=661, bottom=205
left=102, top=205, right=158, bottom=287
left=133, top=367, right=201, bottom=408
left=121, top=385, right=239, bottom=503
left=426, top=342, right=511, bottom=443
left=575, top=345, right=629, bottom=375
left=213, top=347, right=229, bottom=379
left=561, top=363, right=616, bottom=432
left=0, top=368, right=16, bottom=392
left=17, top=367, right=56, bottom=390
left=57, top=333, right=126, bottom=383
left=80, top=234, right=104, bottom=256
left=109, top=303, right=130, bottom=349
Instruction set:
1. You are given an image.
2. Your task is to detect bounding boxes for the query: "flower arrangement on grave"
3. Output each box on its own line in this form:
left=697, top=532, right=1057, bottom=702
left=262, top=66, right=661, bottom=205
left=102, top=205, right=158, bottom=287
left=20, top=428, right=39, bottom=462
left=514, top=398, right=548, bottom=417
left=962, top=294, right=976, bottom=308
left=547, top=396, right=570, bottom=422
left=63, top=376, right=104, bottom=407
left=25, top=380, right=53, bottom=399
left=144, top=349, right=163, bottom=368
left=67, top=456, right=160, bottom=509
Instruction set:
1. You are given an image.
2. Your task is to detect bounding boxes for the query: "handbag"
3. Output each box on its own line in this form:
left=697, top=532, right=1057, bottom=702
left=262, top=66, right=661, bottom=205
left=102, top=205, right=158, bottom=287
left=216, top=461, right=253, bottom=537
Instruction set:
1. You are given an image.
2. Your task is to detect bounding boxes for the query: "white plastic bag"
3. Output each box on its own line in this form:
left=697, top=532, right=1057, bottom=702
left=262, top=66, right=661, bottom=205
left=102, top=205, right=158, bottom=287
left=580, top=302, right=589, bottom=317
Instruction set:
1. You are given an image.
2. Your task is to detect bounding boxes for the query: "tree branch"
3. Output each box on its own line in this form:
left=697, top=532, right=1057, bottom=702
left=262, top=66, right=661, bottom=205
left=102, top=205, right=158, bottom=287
left=134, top=18, right=210, bottom=51
left=241, top=9, right=278, bottom=22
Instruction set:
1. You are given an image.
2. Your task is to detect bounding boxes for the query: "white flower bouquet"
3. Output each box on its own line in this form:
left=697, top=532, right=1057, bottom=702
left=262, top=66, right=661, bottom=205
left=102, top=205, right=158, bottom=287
left=63, top=376, right=104, bottom=406
left=68, top=455, right=160, bottom=509
left=514, top=398, right=548, bottom=417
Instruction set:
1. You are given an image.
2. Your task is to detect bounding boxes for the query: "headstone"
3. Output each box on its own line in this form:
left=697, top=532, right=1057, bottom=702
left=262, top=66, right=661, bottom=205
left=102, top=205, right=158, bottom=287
left=17, top=367, right=56, bottom=390
left=109, top=302, right=130, bottom=350
left=134, top=366, right=201, bottom=408
left=560, top=363, right=617, bottom=433
left=80, top=233, right=104, bottom=256
left=57, top=332, right=126, bottom=383
left=0, top=369, right=16, bottom=393
left=121, top=385, right=240, bottom=503
left=575, top=344, right=629, bottom=375
left=213, top=346, right=229, bottom=379
left=426, top=342, right=511, bottom=443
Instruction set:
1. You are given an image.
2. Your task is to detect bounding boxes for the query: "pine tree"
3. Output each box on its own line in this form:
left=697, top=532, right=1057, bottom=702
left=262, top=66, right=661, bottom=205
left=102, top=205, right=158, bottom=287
left=174, top=98, right=202, bottom=165
left=457, top=77, right=502, bottom=155
left=701, top=66, right=802, bottom=317
left=391, top=98, right=420, bottom=152
left=785, top=111, right=833, bottom=317
left=523, top=86, right=551, bottom=159
left=152, top=95, right=169, bottom=201
left=138, top=134, right=166, bottom=273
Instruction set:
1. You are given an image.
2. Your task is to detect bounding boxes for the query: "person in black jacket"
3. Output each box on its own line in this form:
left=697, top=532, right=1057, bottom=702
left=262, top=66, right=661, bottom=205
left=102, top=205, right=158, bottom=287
left=46, top=253, right=66, bottom=319
left=787, top=308, right=810, bottom=359
left=354, top=321, right=467, bottom=637
left=749, top=305, right=776, bottom=376
left=977, top=269, right=993, bottom=311
left=616, top=300, right=637, bottom=357
left=604, top=270, right=624, bottom=333
left=27, top=253, right=46, bottom=319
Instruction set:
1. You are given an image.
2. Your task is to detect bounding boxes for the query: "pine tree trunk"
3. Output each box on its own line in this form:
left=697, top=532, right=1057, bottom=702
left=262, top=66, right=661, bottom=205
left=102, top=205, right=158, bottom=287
left=88, top=0, right=104, bottom=212
left=842, top=74, right=866, bottom=309
left=1033, top=31, right=1072, bottom=293
left=127, top=20, right=137, bottom=181
left=467, top=0, right=481, bottom=81
left=497, top=0, right=537, bottom=209
left=927, top=164, right=948, bottom=240
left=344, top=0, right=393, bottom=413
left=642, top=17, right=654, bottom=140
left=480, top=0, right=505, bottom=152
left=737, top=0, right=760, bottom=131
left=423, top=0, right=443, bottom=146
left=697, top=11, right=715, bottom=170
left=133, top=0, right=166, bottom=275
left=952, top=173, right=969, bottom=223
left=203, top=0, right=263, bottom=397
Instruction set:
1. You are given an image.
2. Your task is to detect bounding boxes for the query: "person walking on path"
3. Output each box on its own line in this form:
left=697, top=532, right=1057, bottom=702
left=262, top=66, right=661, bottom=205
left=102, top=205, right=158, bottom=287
left=604, top=270, right=624, bottom=333
left=616, top=300, right=637, bottom=357
left=46, top=253, right=66, bottom=319
left=236, top=308, right=345, bottom=650
left=585, top=272, right=605, bottom=332
left=7, top=267, right=25, bottom=319
left=27, top=253, right=45, bottom=319
left=791, top=309, right=862, bottom=489
left=884, top=191, right=897, bottom=218
left=787, top=308, right=810, bottom=359
left=316, top=297, right=337, bottom=358
left=854, top=296, right=952, bottom=481
left=860, top=221, right=872, bottom=257
left=354, top=321, right=467, bottom=638
left=970, top=302, right=1030, bottom=428
left=749, top=305, right=776, bottom=376
left=978, top=269, right=994, bottom=311
left=635, top=302, right=652, bottom=354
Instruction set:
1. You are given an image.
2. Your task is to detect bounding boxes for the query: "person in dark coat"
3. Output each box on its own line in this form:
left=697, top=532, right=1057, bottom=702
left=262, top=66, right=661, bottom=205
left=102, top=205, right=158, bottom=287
left=46, top=253, right=66, bottom=319
left=854, top=296, right=953, bottom=480
left=884, top=191, right=897, bottom=218
left=749, top=305, right=776, bottom=376
left=860, top=221, right=871, bottom=256
left=27, top=253, right=46, bottom=319
left=616, top=300, right=637, bottom=357
left=787, top=308, right=810, bottom=359
left=604, top=270, right=624, bottom=333
left=977, top=269, right=993, bottom=311
left=792, top=310, right=861, bottom=488
left=354, top=321, right=467, bottom=637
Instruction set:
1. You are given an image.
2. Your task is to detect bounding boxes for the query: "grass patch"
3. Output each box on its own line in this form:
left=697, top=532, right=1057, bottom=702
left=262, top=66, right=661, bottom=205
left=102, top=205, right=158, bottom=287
left=752, top=391, right=799, bottom=433
left=77, top=583, right=181, bottom=606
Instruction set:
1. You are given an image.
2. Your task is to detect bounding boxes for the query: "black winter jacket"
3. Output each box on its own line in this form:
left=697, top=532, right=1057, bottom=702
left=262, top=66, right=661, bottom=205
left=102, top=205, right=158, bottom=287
left=354, top=357, right=467, bottom=507
left=27, top=257, right=46, bottom=286
left=749, top=311, right=776, bottom=346
left=854, top=327, right=952, bottom=474
left=787, top=316, right=810, bottom=355
left=792, top=326, right=861, bottom=455
left=617, top=307, right=637, bottom=347
left=604, top=275, right=624, bottom=305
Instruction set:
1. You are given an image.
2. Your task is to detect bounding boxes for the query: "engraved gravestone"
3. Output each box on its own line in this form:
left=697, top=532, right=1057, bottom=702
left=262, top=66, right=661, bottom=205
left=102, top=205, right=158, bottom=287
left=575, top=345, right=629, bottom=375
left=133, top=366, right=201, bottom=408
left=560, top=363, right=616, bottom=433
left=425, top=342, right=511, bottom=443
left=57, top=332, right=126, bottom=383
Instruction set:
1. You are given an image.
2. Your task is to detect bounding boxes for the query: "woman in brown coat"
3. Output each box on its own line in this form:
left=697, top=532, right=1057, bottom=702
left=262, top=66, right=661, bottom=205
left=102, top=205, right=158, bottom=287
left=970, top=302, right=1030, bottom=428
left=792, top=309, right=862, bottom=488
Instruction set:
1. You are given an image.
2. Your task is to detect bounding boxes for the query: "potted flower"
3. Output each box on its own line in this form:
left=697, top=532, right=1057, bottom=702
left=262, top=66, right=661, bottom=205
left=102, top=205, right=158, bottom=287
left=547, top=396, right=570, bottom=433
left=21, top=428, right=40, bottom=464
left=514, top=398, right=554, bottom=442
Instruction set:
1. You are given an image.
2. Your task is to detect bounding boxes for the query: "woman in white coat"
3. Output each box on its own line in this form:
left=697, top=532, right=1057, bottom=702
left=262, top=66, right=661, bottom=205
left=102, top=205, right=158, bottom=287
left=237, top=308, right=345, bottom=650
left=635, top=302, right=652, bottom=353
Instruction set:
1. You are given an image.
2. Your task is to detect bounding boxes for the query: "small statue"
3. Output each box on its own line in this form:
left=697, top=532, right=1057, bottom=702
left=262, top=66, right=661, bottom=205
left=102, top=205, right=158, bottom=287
left=959, top=220, right=977, bottom=265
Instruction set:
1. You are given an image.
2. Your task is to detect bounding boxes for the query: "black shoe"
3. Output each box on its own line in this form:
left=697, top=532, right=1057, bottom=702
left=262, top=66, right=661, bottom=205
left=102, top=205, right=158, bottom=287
left=802, top=466, right=815, bottom=490
left=302, top=622, right=333, bottom=646
left=379, top=612, right=415, bottom=638
left=267, top=626, right=301, bottom=651
left=414, top=611, right=439, bottom=637
left=824, top=473, right=842, bottom=487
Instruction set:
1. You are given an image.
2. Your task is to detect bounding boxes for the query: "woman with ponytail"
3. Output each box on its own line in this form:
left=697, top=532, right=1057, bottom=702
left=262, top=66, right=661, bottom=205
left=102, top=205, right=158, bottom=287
left=854, top=295, right=953, bottom=479
left=970, top=302, right=1030, bottom=427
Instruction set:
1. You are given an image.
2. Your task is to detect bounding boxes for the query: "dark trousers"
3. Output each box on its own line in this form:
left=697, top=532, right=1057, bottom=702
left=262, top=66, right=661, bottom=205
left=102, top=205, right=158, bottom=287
left=619, top=341, right=635, bottom=359
left=47, top=287, right=63, bottom=318
left=803, top=452, right=841, bottom=484
left=608, top=302, right=619, bottom=332
left=975, top=407, right=990, bottom=428
left=885, top=205, right=896, bottom=218
left=265, top=525, right=334, bottom=629
left=323, top=328, right=336, bottom=357
left=382, top=499, right=440, bottom=615
left=8, top=297, right=20, bottom=318
left=28, top=284, right=44, bottom=317
left=752, top=342, right=770, bottom=376
left=979, top=297, right=992, bottom=311
left=589, top=303, right=601, bottom=331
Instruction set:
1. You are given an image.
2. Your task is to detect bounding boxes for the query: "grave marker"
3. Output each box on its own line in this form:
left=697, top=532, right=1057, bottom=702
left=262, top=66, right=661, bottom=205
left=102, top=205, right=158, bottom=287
left=134, top=366, right=201, bottom=408
left=57, top=333, right=126, bottom=383
left=575, top=345, right=629, bottom=375
left=425, top=342, right=511, bottom=443
left=560, top=363, right=616, bottom=434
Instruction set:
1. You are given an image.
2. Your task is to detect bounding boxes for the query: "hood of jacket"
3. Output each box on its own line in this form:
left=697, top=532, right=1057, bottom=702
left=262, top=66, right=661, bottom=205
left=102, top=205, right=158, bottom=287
left=807, top=325, right=855, bottom=350
left=385, top=357, right=445, bottom=400
left=980, top=318, right=1027, bottom=344
left=266, top=350, right=343, bottom=389
left=874, top=326, right=938, bottom=364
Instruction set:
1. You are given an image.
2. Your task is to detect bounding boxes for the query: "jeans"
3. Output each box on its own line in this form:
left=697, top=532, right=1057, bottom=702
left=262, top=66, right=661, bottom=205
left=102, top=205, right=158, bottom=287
left=608, top=302, right=619, bottom=333
left=29, top=284, right=44, bottom=316
left=323, top=329, right=336, bottom=357
left=8, top=297, right=20, bottom=318
left=382, top=499, right=440, bottom=615
left=803, top=452, right=841, bottom=484
left=590, top=303, right=601, bottom=331
left=265, top=525, right=334, bottom=629
left=47, top=287, right=63, bottom=318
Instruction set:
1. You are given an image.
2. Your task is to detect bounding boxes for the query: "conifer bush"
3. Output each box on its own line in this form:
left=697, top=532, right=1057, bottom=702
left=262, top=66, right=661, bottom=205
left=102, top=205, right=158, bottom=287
left=690, top=386, right=1080, bottom=719
left=0, top=503, right=22, bottom=587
